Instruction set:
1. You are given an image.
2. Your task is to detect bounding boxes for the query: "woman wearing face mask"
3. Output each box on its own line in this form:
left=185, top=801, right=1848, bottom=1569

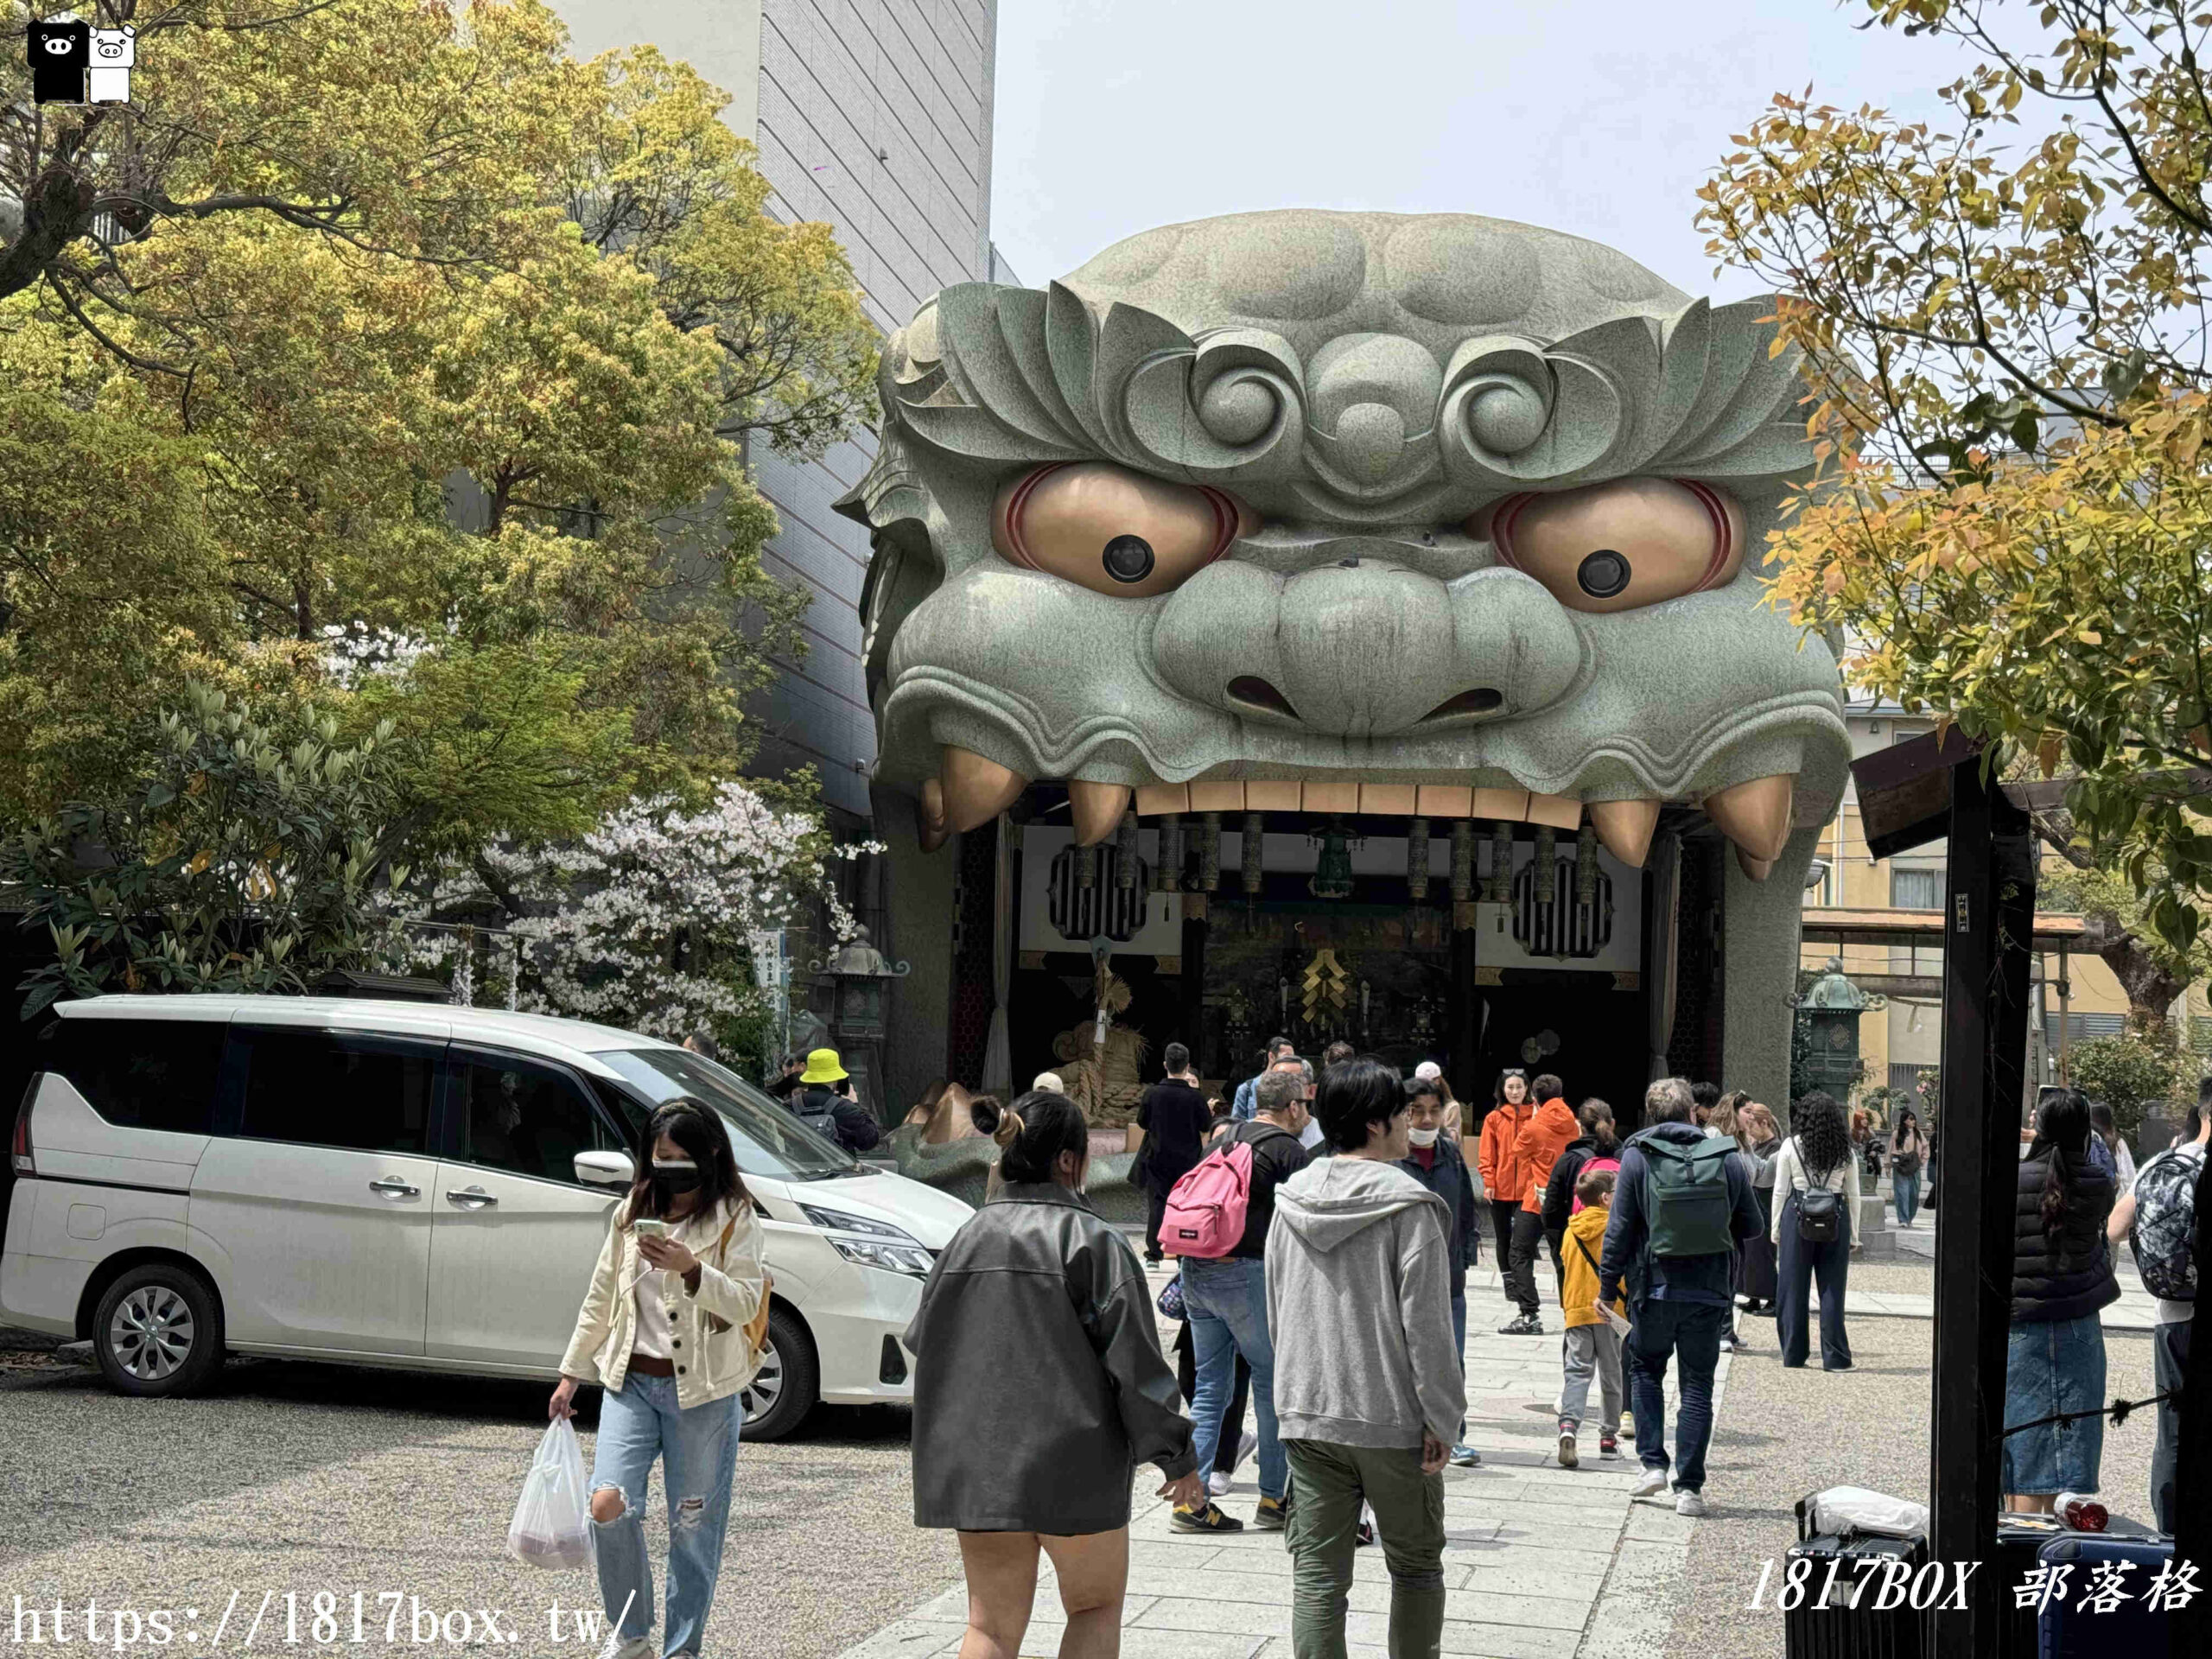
left=906, top=1089, right=1202, bottom=1658
left=1397, top=1076, right=1484, bottom=1468
left=551, top=1099, right=766, bottom=1659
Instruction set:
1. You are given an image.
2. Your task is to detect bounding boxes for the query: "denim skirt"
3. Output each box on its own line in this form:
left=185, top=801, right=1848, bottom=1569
left=2001, top=1312, right=2106, bottom=1495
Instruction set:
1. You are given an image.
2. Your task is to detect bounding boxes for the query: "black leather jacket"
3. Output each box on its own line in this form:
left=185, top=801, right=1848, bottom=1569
left=904, top=1182, right=1195, bottom=1532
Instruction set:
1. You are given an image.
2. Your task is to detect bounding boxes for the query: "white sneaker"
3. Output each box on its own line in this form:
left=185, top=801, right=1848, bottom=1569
left=1630, top=1467, right=1669, bottom=1499
left=596, top=1636, right=653, bottom=1659
left=1675, top=1490, right=1709, bottom=1517
left=1234, top=1430, right=1257, bottom=1471
left=1207, top=1469, right=1232, bottom=1497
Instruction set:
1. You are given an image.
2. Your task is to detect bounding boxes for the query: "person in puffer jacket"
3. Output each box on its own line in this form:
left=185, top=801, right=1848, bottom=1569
left=1268, top=1058, right=1465, bottom=1659
left=1555, top=1166, right=1629, bottom=1470
left=2005, top=1087, right=2120, bottom=1513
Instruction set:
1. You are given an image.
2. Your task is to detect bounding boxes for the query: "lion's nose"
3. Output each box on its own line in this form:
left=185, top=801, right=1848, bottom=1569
left=1154, top=559, right=1581, bottom=735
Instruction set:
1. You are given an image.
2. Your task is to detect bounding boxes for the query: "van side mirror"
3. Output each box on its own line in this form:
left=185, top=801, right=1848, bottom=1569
left=575, top=1149, right=634, bottom=1188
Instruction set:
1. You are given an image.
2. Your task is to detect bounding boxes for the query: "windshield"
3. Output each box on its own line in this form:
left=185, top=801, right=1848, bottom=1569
left=595, top=1048, right=858, bottom=1180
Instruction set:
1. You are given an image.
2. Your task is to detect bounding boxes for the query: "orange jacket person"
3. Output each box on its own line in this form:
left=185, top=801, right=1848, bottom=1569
left=1500, top=1073, right=1576, bottom=1333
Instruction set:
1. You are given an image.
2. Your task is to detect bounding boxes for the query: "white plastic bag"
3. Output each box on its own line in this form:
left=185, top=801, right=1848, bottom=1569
left=507, top=1419, right=595, bottom=1570
left=1810, top=1485, right=1929, bottom=1539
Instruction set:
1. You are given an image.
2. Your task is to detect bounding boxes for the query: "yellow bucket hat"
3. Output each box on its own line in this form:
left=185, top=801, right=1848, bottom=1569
left=798, top=1047, right=849, bottom=1084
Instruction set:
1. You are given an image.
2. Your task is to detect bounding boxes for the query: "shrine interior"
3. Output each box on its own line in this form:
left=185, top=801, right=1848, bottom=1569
left=988, top=792, right=1741, bottom=1128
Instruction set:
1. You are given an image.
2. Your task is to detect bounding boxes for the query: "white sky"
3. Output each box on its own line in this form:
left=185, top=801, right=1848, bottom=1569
left=990, top=0, right=1971, bottom=302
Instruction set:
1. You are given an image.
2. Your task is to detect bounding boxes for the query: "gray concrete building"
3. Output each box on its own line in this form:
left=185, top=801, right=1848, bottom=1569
left=551, top=1, right=998, bottom=1110
left=554, top=0, right=1001, bottom=822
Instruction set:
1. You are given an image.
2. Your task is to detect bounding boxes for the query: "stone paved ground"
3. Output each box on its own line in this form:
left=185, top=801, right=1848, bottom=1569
left=842, top=1255, right=1723, bottom=1659
left=1659, top=1315, right=2160, bottom=1659
left=0, top=1335, right=952, bottom=1659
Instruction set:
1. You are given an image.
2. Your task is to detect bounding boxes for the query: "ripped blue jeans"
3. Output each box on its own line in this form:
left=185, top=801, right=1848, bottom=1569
left=589, top=1372, right=741, bottom=1657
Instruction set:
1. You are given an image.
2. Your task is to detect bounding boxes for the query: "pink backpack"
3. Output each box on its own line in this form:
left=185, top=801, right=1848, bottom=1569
left=1160, top=1139, right=1255, bottom=1258
left=1571, top=1156, right=1622, bottom=1214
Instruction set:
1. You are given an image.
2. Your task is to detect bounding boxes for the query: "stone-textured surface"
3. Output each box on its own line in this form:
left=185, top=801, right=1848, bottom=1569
left=1722, top=823, right=1827, bottom=1118
left=839, top=208, right=1853, bottom=1098
left=841, top=1254, right=1724, bottom=1659
left=840, top=209, right=1850, bottom=822
left=1661, top=1315, right=2159, bottom=1659
left=0, top=1339, right=957, bottom=1659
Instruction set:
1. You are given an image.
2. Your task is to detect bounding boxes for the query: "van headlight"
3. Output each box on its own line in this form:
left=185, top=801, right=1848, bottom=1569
left=798, top=1205, right=936, bottom=1278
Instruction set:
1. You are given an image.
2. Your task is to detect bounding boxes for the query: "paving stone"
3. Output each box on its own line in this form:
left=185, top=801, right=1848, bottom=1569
left=836, top=1274, right=1705, bottom=1659
left=834, top=1618, right=963, bottom=1659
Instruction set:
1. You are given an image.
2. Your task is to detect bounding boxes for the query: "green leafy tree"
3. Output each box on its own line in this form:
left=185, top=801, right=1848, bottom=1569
left=2070, top=1027, right=2187, bottom=1140
left=1, top=683, right=408, bottom=1017
left=1699, top=0, right=2212, bottom=969
left=1, top=1, right=876, bottom=855
left=2040, top=856, right=2210, bottom=1027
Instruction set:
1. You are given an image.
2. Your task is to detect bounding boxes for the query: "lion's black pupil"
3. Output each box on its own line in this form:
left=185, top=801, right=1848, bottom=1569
left=1578, top=550, right=1630, bottom=598
left=1102, top=535, right=1154, bottom=583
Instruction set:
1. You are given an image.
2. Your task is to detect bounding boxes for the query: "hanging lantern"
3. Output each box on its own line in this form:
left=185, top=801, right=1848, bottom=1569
left=1198, top=812, right=1222, bottom=891
left=1310, top=816, right=1356, bottom=899
left=1116, top=810, right=1140, bottom=890
left=1533, top=825, right=1557, bottom=904
left=1486, top=819, right=1514, bottom=901
left=1153, top=814, right=1182, bottom=893
left=1243, top=812, right=1265, bottom=895
left=1450, top=821, right=1474, bottom=901
left=1575, top=820, right=1599, bottom=906
left=1407, top=817, right=1431, bottom=901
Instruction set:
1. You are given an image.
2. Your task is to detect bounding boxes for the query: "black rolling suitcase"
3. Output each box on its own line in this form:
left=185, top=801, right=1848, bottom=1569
left=1782, top=1529, right=1929, bottom=1658
left=1990, top=1514, right=2069, bottom=1659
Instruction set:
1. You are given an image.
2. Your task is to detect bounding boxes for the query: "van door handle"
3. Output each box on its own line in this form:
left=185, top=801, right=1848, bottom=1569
left=447, top=1185, right=498, bottom=1209
left=368, top=1177, right=421, bottom=1198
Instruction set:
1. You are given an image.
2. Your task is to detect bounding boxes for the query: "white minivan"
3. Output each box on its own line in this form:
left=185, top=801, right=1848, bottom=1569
left=1, top=995, right=969, bottom=1439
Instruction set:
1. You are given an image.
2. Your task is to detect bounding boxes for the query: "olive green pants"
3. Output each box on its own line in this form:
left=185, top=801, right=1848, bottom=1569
left=1281, top=1439, right=1446, bottom=1659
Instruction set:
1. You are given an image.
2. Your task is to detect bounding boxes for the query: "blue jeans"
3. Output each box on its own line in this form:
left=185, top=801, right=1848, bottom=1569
left=1451, top=1291, right=1468, bottom=1443
left=1624, top=1299, right=1726, bottom=1493
left=589, top=1373, right=741, bottom=1656
left=1183, top=1255, right=1286, bottom=1502
left=1893, top=1171, right=1922, bottom=1227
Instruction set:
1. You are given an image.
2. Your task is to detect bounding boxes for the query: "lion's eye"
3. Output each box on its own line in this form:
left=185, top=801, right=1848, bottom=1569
left=993, top=462, right=1254, bottom=598
left=1472, top=478, right=1745, bottom=614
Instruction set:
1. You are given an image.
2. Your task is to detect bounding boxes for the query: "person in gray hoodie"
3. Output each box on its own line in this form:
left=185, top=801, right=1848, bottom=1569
left=1268, top=1057, right=1465, bottom=1659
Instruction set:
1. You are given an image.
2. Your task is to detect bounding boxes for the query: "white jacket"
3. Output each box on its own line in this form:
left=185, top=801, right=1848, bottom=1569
left=1769, top=1137, right=1865, bottom=1246
left=559, top=1196, right=769, bottom=1409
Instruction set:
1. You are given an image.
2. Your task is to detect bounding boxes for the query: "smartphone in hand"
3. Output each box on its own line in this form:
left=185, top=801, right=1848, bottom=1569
left=632, top=1218, right=670, bottom=1240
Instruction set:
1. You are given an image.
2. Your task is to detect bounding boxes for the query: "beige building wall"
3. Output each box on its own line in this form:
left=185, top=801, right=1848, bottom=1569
left=1799, top=704, right=2143, bottom=1108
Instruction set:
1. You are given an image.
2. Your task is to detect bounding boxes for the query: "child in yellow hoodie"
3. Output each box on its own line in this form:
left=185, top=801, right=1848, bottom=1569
left=1557, top=1166, right=1627, bottom=1468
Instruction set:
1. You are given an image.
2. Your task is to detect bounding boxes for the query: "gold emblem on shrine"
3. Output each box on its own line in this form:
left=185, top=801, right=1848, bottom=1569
left=1301, top=947, right=1351, bottom=1024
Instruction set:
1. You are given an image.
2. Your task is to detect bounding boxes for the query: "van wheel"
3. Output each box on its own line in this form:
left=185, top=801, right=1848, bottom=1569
left=740, top=1304, right=817, bottom=1442
left=92, top=1265, right=225, bottom=1397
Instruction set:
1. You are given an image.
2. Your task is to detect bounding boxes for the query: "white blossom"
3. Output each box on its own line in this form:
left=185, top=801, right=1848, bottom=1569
left=378, top=781, right=880, bottom=1041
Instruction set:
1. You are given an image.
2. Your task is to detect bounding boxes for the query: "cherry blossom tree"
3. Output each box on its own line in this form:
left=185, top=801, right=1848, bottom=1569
left=384, top=781, right=878, bottom=1039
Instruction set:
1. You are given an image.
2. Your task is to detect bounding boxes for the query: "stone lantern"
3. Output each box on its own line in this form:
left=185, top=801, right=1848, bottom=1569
left=1797, top=957, right=1879, bottom=1102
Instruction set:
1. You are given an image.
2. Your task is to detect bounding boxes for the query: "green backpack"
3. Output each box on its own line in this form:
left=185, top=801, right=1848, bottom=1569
left=1640, top=1134, right=1738, bottom=1259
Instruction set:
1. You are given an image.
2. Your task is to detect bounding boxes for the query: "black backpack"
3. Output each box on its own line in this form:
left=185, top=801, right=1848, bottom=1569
left=792, top=1087, right=842, bottom=1143
left=1795, top=1140, right=1845, bottom=1243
